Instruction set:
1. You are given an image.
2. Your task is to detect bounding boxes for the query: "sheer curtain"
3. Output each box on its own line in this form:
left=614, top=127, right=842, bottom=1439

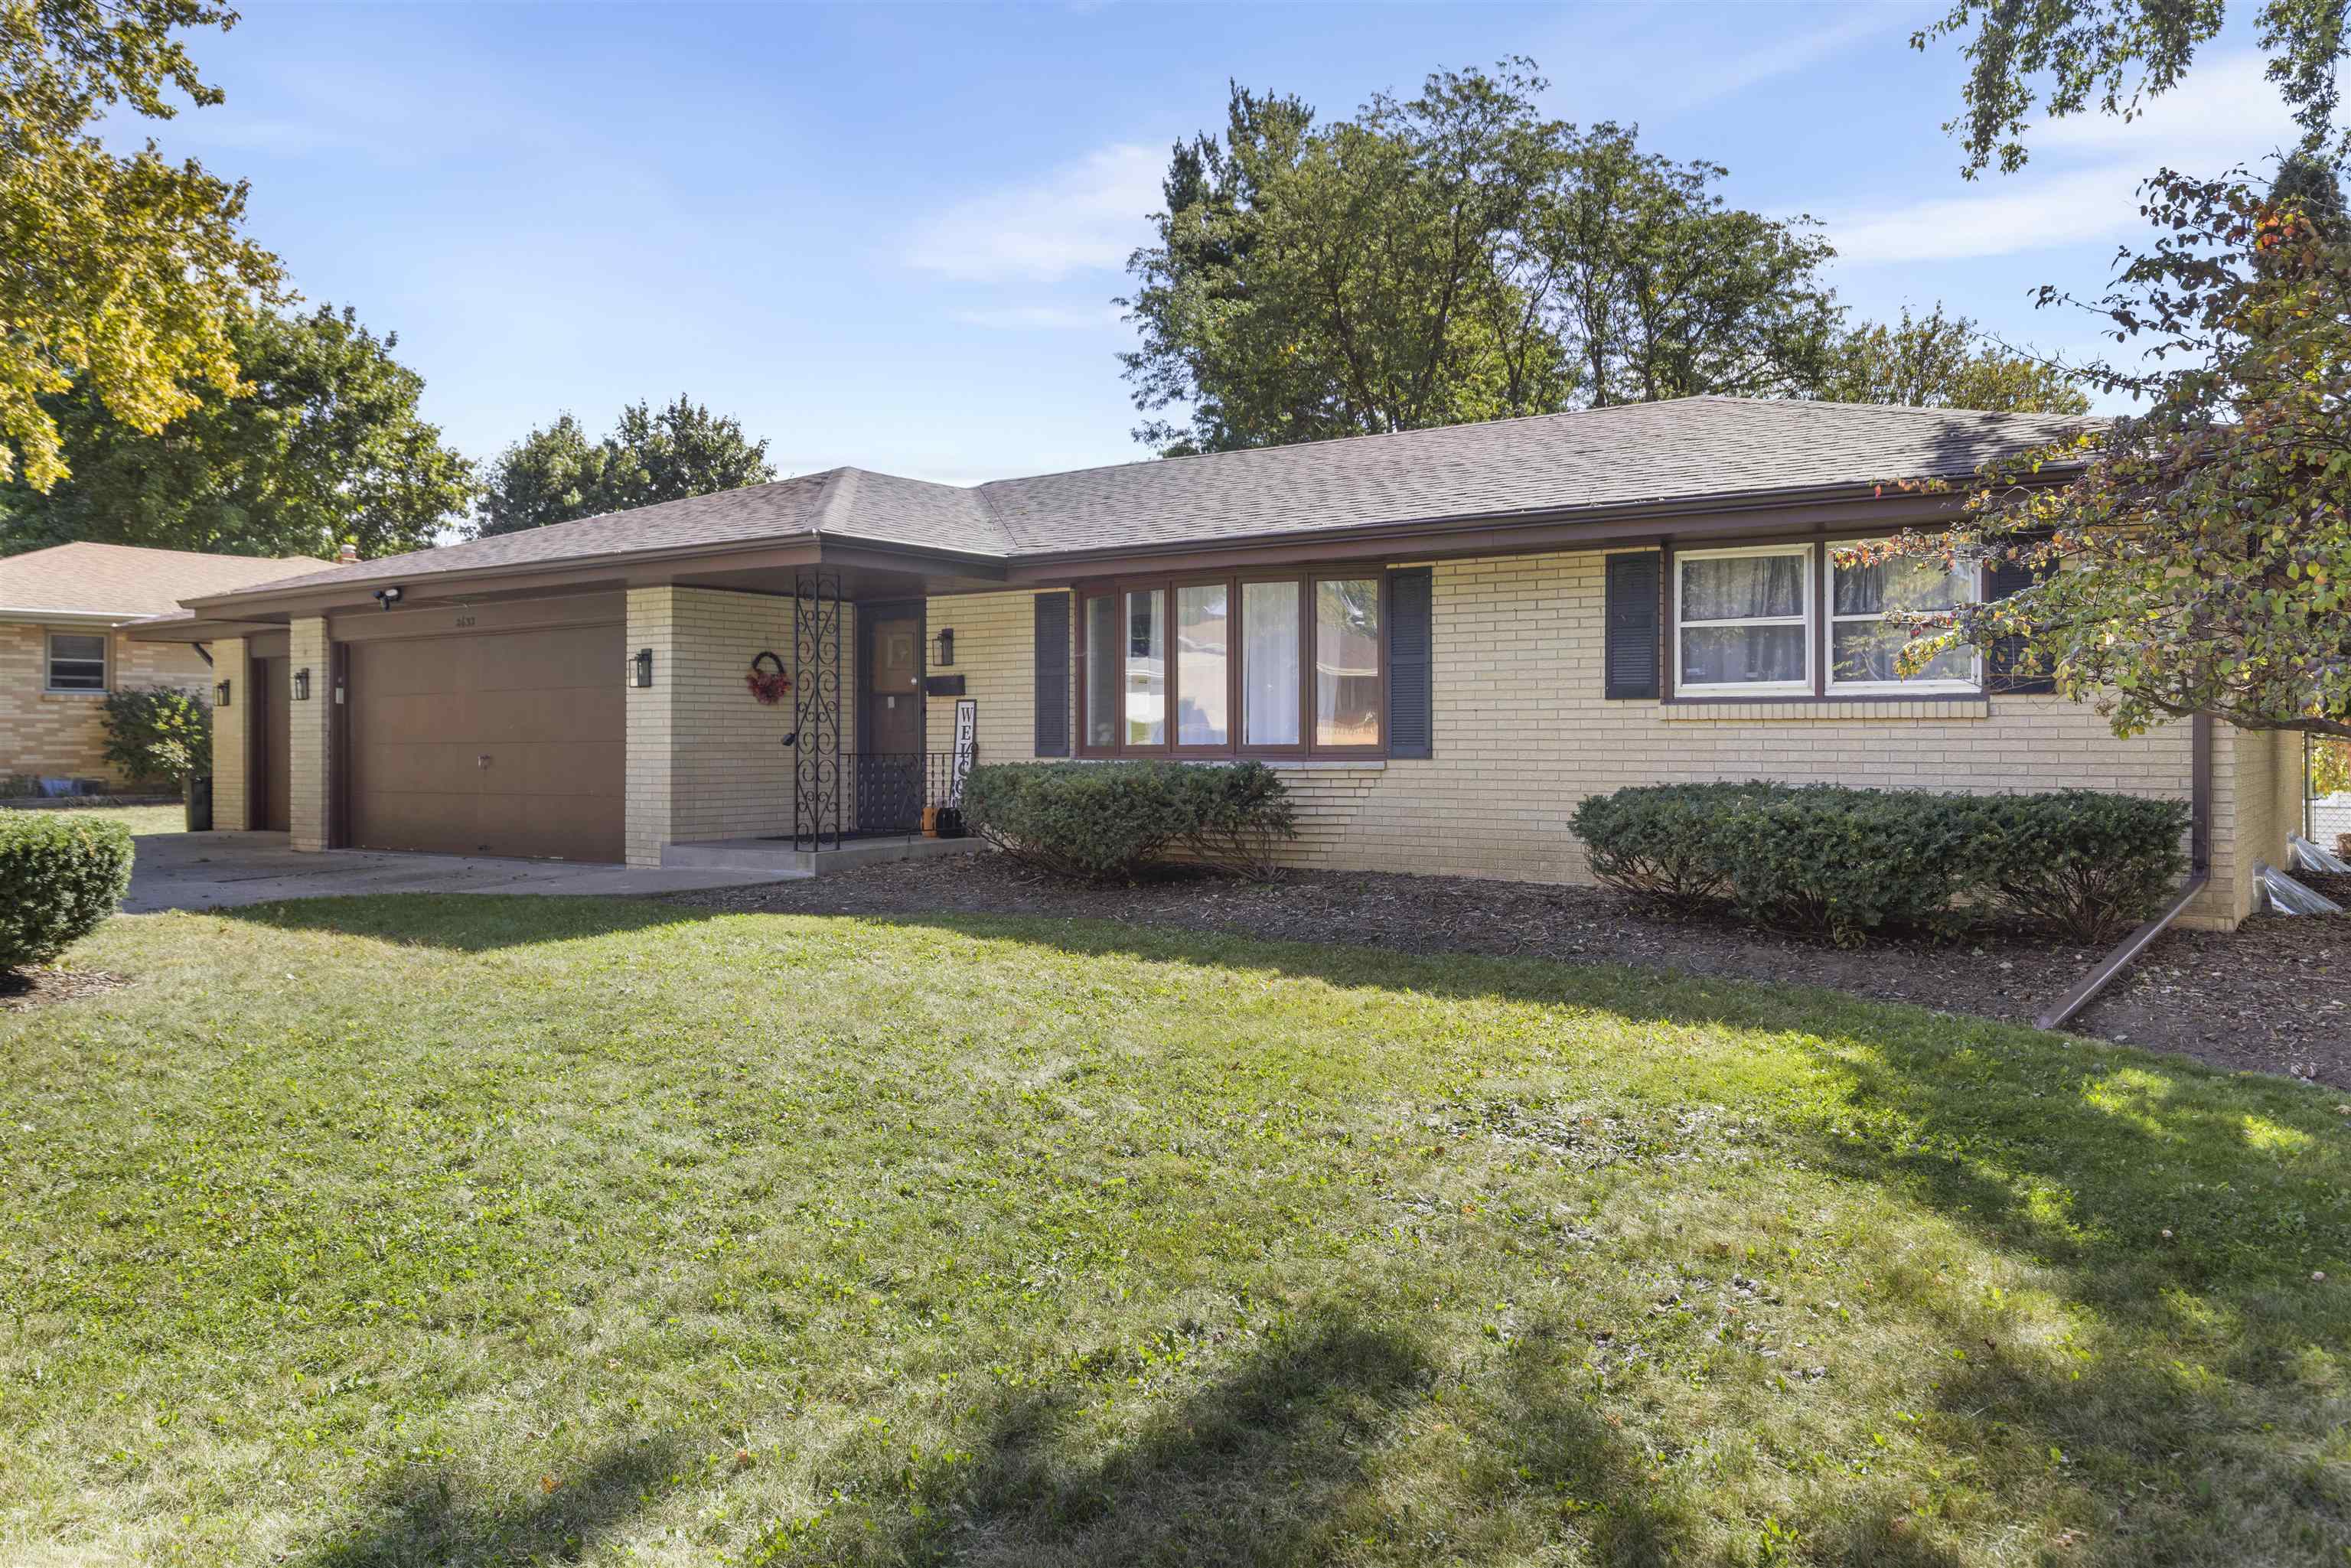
left=1242, top=582, right=1300, bottom=745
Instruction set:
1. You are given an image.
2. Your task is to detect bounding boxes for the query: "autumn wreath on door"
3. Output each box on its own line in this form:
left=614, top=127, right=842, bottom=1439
left=745, top=650, right=793, bottom=706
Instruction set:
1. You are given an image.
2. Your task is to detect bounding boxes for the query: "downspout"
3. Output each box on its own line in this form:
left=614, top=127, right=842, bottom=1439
left=2036, top=713, right=2213, bottom=1032
left=194, top=642, right=214, bottom=667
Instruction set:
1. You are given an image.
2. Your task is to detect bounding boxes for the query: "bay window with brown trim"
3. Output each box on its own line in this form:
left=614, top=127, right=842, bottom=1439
left=1078, top=572, right=1385, bottom=758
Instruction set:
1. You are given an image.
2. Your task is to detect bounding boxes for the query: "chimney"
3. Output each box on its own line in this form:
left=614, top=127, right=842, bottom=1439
left=337, top=543, right=359, bottom=565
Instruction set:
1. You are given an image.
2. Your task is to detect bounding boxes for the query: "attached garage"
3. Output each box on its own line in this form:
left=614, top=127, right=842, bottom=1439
left=344, top=614, right=624, bottom=862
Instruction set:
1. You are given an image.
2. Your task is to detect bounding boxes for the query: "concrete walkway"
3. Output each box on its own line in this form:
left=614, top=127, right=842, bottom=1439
left=123, top=832, right=801, bottom=913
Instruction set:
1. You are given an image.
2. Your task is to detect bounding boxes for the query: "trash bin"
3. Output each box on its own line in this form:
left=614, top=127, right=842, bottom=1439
left=185, top=773, right=213, bottom=833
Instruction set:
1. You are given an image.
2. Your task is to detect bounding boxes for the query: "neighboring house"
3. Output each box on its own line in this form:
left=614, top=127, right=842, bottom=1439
left=136, top=398, right=2304, bottom=927
left=2, top=543, right=331, bottom=791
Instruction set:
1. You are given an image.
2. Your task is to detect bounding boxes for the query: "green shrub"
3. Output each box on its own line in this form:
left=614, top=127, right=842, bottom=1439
left=1968, top=789, right=2190, bottom=943
left=1566, top=782, right=1752, bottom=909
left=960, top=761, right=1297, bottom=882
left=101, top=686, right=212, bottom=784
left=0, top=814, right=134, bottom=973
left=1570, top=781, right=2188, bottom=945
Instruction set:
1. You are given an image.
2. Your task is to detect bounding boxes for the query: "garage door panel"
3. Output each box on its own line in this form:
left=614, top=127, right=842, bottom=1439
left=471, top=685, right=617, bottom=745
left=474, top=625, right=615, bottom=692
left=348, top=622, right=623, bottom=862
left=354, top=740, right=480, bottom=796
left=478, top=742, right=624, bottom=797
left=474, top=791, right=621, bottom=861
left=351, top=791, right=480, bottom=857
left=360, top=639, right=465, bottom=698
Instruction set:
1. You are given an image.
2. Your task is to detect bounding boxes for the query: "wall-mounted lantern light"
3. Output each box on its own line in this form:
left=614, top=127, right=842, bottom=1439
left=214, top=678, right=232, bottom=708
left=292, top=667, right=311, bottom=701
left=632, top=647, right=654, bottom=688
left=931, top=627, right=954, bottom=668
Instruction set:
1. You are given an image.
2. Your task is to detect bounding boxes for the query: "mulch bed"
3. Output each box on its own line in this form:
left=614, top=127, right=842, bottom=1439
left=671, top=852, right=2351, bottom=1089
left=1, top=967, right=130, bottom=1012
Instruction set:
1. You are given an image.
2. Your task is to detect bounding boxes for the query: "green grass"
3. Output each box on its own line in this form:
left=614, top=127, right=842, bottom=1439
left=3, top=897, right=2346, bottom=1566
left=2, top=803, right=184, bottom=835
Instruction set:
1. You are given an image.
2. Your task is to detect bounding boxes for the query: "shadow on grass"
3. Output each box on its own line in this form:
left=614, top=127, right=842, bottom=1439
left=215, top=892, right=722, bottom=954
left=846, top=912, right=2351, bottom=1564
left=299, top=1435, right=685, bottom=1567
left=791, top=1307, right=1695, bottom=1567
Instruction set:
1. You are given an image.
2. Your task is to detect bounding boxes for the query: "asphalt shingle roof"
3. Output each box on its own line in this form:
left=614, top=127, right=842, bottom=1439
left=193, top=397, right=2092, bottom=606
left=2, top=543, right=332, bottom=618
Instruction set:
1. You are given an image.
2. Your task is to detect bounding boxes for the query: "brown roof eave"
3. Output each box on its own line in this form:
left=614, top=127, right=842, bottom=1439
left=998, top=472, right=2072, bottom=582
left=177, top=530, right=1015, bottom=621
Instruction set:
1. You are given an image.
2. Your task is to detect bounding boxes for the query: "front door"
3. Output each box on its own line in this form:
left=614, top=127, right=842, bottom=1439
left=859, top=607, right=924, bottom=832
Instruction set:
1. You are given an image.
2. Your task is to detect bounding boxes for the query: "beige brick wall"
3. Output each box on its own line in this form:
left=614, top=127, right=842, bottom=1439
left=211, top=637, right=249, bottom=829
left=626, top=586, right=858, bottom=865
left=1, top=621, right=213, bottom=786
left=2209, top=722, right=2304, bottom=924
left=287, top=618, right=333, bottom=851
left=932, top=550, right=2275, bottom=928
left=924, top=589, right=1045, bottom=763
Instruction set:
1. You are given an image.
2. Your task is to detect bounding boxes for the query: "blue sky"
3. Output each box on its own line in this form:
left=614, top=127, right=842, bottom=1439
left=134, top=1, right=2295, bottom=491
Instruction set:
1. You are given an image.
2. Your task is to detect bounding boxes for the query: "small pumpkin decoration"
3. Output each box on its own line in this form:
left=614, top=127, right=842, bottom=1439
left=745, top=650, right=793, bottom=706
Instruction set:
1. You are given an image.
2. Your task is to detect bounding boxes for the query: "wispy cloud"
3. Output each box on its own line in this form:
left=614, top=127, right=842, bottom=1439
left=1828, top=51, right=2302, bottom=267
left=907, top=142, right=1164, bottom=282
left=1668, top=6, right=1907, bottom=109
left=950, top=304, right=1127, bottom=330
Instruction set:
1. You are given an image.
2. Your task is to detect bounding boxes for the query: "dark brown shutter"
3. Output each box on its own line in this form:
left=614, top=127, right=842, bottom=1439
left=1984, top=556, right=2055, bottom=695
left=1033, top=592, right=1071, bottom=756
left=1386, top=567, right=1433, bottom=758
left=1604, top=552, right=1663, bottom=700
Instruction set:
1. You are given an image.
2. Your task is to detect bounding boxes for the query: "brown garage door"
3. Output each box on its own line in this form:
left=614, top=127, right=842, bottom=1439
left=347, top=622, right=624, bottom=862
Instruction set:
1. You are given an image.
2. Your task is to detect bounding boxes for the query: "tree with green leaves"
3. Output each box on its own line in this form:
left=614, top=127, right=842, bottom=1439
left=2, top=0, right=285, bottom=493
left=0, top=305, right=475, bottom=559
left=475, top=396, right=774, bottom=536
left=1916, top=0, right=2351, bottom=172
left=1878, top=164, right=2351, bottom=742
left=1119, top=63, right=1840, bottom=456
left=1813, top=305, right=2091, bottom=413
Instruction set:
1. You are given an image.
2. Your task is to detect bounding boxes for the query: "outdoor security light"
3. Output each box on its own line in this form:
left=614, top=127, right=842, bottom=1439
left=632, top=647, right=654, bottom=688
left=373, top=586, right=403, bottom=610
left=932, top=628, right=954, bottom=667
left=292, top=667, right=311, bottom=701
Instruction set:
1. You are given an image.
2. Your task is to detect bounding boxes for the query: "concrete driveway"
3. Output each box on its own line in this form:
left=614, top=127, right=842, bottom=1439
left=123, top=832, right=801, bottom=913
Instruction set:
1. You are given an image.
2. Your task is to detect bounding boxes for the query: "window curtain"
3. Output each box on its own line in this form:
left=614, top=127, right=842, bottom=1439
left=1681, top=555, right=1804, bottom=622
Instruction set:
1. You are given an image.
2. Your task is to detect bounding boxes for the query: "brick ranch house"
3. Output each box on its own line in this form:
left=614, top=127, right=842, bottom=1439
left=133, top=398, right=2303, bottom=929
left=2, top=543, right=328, bottom=790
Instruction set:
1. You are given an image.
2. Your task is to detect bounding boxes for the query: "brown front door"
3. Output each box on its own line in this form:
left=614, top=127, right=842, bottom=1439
left=859, top=608, right=924, bottom=832
left=345, top=622, right=624, bottom=861
left=247, top=657, right=292, bottom=831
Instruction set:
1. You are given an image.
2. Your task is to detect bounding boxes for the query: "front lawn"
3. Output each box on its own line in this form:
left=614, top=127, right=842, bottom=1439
left=2, top=803, right=184, bottom=836
left=3, top=898, right=2346, bottom=1566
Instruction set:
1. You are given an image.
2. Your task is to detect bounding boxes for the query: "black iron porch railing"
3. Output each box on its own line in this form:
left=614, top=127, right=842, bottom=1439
left=786, top=749, right=970, bottom=852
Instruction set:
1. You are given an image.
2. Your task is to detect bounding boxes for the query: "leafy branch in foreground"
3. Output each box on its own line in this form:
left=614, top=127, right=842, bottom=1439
left=1915, top=0, right=2351, bottom=173
left=1, top=0, right=285, bottom=491
left=1869, top=163, right=2351, bottom=742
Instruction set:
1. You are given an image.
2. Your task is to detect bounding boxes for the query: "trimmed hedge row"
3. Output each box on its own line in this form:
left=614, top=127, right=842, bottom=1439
left=0, top=813, right=134, bottom=972
left=1570, top=782, right=2187, bottom=944
left=961, top=761, right=1297, bottom=882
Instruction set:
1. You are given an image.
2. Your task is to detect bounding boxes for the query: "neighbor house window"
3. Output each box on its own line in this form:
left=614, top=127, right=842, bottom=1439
left=1674, top=544, right=1811, bottom=694
left=44, top=631, right=108, bottom=693
left=1828, top=545, right=1981, bottom=691
left=1081, top=573, right=1384, bottom=758
left=1669, top=540, right=1985, bottom=699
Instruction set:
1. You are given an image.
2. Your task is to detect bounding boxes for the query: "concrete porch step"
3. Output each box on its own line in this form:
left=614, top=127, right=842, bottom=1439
left=660, top=833, right=988, bottom=876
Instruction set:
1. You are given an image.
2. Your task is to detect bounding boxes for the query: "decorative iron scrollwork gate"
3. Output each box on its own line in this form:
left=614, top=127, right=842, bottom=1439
left=789, top=567, right=846, bottom=852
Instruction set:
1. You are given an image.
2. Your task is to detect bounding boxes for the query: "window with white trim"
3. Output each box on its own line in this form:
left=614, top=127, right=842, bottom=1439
left=44, top=631, right=108, bottom=693
left=1674, top=544, right=1811, bottom=694
left=1828, top=546, right=1981, bottom=692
